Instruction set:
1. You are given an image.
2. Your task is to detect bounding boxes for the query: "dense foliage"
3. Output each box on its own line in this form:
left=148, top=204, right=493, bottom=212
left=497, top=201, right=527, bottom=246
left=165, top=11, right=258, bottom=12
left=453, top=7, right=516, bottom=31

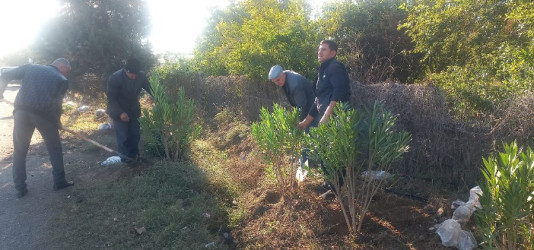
left=193, top=0, right=320, bottom=80
left=401, top=0, right=534, bottom=118
left=476, top=142, right=534, bottom=249
left=320, top=0, right=423, bottom=83
left=32, top=0, right=155, bottom=92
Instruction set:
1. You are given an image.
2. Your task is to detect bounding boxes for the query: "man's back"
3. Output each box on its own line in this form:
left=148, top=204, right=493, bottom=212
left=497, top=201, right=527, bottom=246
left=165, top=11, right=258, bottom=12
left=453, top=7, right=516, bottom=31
left=284, top=70, right=315, bottom=121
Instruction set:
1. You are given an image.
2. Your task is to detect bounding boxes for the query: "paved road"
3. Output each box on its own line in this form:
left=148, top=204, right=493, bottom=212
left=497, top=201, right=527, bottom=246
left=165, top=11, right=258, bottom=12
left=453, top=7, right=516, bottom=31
left=0, top=84, right=65, bottom=250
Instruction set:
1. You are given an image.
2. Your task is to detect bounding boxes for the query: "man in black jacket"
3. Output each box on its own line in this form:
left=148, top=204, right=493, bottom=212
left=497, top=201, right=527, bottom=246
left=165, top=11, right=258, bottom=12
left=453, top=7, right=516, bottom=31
left=106, top=58, right=152, bottom=164
left=0, top=58, right=74, bottom=198
left=298, top=40, right=351, bottom=129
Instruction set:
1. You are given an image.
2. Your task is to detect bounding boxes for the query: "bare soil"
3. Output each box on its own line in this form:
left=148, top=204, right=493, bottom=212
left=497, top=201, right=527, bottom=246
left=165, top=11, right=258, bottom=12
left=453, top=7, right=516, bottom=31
left=0, top=84, right=467, bottom=249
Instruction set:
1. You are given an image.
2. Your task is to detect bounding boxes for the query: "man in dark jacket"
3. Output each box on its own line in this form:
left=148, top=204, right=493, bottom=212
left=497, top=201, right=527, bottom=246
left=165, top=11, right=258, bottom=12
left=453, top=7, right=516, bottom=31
left=0, top=58, right=73, bottom=198
left=268, top=65, right=318, bottom=180
left=297, top=40, right=351, bottom=189
left=268, top=65, right=316, bottom=126
left=106, top=58, right=152, bottom=163
left=298, top=40, right=351, bottom=129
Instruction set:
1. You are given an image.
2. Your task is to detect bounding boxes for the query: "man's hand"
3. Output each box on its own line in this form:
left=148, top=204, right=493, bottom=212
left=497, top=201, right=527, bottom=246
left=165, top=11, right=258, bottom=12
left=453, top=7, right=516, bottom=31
left=120, top=112, right=130, bottom=122
left=319, top=116, right=328, bottom=125
left=297, top=115, right=314, bottom=130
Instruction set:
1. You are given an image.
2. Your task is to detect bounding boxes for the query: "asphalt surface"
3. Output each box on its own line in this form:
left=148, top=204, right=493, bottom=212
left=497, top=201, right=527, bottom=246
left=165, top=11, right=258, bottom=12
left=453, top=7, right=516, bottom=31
left=0, top=85, right=68, bottom=250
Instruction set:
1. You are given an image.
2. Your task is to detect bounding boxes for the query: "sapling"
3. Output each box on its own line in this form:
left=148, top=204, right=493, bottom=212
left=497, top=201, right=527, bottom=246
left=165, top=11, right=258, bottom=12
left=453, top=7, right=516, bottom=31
left=140, top=72, right=201, bottom=161
left=475, top=141, right=534, bottom=249
left=307, top=101, right=410, bottom=234
left=251, top=104, right=305, bottom=194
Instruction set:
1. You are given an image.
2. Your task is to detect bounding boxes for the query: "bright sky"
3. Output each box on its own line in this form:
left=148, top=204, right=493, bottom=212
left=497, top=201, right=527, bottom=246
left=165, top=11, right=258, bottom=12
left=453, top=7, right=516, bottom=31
left=0, top=0, right=327, bottom=57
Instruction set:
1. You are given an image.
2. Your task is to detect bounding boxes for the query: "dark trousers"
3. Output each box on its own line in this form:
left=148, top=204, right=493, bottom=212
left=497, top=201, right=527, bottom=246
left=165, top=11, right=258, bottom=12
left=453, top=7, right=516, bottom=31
left=112, top=118, right=140, bottom=161
left=13, top=110, right=65, bottom=191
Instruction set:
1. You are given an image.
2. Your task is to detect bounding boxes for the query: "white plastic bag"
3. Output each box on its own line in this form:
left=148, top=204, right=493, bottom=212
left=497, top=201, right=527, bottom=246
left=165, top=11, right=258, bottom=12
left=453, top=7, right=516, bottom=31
left=101, top=156, right=121, bottom=166
left=452, top=204, right=473, bottom=222
left=457, top=230, right=477, bottom=250
left=361, top=170, right=391, bottom=181
left=436, top=219, right=461, bottom=247
left=295, top=160, right=308, bottom=182
left=451, top=186, right=483, bottom=222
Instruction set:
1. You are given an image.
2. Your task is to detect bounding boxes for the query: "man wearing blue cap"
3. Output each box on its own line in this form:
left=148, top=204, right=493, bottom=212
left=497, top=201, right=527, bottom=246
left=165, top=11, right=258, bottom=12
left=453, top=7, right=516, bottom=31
left=268, top=65, right=317, bottom=180
left=106, top=57, right=152, bottom=164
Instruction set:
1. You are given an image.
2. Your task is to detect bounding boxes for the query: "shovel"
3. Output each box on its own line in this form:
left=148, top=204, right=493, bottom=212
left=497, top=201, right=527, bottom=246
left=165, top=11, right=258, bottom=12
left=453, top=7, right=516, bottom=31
left=60, top=127, right=135, bottom=162
left=1, top=98, right=134, bottom=162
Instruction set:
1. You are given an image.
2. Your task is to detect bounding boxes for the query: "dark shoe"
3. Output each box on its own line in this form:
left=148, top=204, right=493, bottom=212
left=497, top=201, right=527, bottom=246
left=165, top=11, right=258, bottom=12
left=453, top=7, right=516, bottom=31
left=121, top=156, right=136, bottom=164
left=53, top=180, right=74, bottom=191
left=16, top=188, right=28, bottom=198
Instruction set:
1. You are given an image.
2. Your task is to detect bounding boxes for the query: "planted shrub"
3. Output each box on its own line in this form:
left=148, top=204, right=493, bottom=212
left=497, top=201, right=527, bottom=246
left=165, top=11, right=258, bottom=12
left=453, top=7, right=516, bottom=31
left=307, top=101, right=410, bottom=233
left=475, top=141, right=534, bottom=249
left=140, top=72, right=201, bottom=161
left=251, top=104, right=305, bottom=193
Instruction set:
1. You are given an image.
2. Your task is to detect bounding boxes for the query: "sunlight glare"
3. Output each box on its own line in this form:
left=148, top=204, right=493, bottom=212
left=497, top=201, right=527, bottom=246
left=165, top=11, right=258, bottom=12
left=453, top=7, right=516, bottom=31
left=0, top=0, right=59, bottom=56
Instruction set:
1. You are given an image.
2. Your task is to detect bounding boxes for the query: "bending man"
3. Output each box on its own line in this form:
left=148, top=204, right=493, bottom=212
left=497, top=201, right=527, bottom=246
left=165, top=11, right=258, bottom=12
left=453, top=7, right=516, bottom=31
left=0, top=58, right=74, bottom=198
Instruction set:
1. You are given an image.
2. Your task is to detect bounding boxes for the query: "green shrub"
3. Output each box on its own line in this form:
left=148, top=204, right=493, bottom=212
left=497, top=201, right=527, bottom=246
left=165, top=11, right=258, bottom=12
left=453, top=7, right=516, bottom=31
left=140, top=72, right=201, bottom=161
left=307, top=101, right=410, bottom=233
left=251, top=104, right=305, bottom=193
left=475, top=141, right=534, bottom=249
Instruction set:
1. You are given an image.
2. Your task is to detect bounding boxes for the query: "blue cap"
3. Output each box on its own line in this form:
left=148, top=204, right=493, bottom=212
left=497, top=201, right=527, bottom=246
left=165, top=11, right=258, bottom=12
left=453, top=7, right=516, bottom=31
left=268, top=65, right=283, bottom=80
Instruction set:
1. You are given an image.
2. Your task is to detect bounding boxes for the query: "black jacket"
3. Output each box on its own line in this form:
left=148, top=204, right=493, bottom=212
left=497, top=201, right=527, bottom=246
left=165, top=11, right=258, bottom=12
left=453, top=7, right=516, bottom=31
left=106, top=69, right=152, bottom=121
left=309, top=58, right=351, bottom=118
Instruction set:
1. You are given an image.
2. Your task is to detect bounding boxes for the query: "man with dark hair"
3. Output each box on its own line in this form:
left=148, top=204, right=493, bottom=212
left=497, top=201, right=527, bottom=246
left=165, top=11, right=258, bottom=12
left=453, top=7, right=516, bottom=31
left=298, top=40, right=351, bottom=129
left=0, top=58, right=74, bottom=198
left=106, top=57, right=152, bottom=164
left=297, top=40, right=351, bottom=191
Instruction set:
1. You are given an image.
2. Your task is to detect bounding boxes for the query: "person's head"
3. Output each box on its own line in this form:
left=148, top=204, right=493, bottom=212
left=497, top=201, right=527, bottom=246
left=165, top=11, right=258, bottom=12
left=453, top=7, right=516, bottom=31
left=268, top=65, right=286, bottom=86
left=124, top=57, right=141, bottom=80
left=51, top=58, right=71, bottom=77
left=318, top=40, right=338, bottom=63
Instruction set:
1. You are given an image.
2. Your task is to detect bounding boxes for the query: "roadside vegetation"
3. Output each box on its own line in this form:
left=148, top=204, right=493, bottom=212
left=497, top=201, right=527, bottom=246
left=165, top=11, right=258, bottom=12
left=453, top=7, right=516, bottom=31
left=2, top=0, right=533, bottom=249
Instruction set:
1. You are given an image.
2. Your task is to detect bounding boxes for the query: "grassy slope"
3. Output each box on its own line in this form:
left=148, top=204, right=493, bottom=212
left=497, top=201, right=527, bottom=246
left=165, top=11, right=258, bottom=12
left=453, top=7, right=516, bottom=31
left=49, top=104, right=454, bottom=249
left=48, top=107, right=236, bottom=249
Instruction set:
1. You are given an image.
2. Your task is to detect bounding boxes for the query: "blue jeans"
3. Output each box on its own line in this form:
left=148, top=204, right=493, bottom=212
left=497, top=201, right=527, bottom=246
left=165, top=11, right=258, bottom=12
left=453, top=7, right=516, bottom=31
left=300, top=118, right=319, bottom=168
left=112, top=118, right=140, bottom=161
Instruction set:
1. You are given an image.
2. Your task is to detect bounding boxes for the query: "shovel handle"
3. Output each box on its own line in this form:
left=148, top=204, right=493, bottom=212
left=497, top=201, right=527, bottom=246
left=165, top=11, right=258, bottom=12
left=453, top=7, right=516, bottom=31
left=1, top=98, right=134, bottom=161
left=61, top=127, right=134, bottom=161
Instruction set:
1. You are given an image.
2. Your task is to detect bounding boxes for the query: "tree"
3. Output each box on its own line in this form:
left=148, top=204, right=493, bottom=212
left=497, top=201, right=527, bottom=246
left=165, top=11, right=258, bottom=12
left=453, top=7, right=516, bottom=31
left=32, top=0, right=155, bottom=93
left=401, top=0, right=534, bottom=118
left=319, top=0, right=423, bottom=83
left=194, top=0, right=320, bottom=80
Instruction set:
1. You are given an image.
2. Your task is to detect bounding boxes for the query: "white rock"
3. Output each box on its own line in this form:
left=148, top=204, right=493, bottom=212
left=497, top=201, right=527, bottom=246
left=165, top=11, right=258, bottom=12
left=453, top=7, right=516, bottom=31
left=95, top=109, right=106, bottom=117
left=98, top=123, right=112, bottom=130
left=77, top=105, right=90, bottom=111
